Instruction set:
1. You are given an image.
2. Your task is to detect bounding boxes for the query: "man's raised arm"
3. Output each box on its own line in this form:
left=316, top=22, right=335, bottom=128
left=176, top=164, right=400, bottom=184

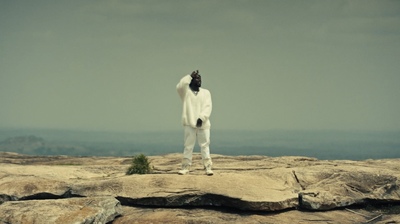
left=176, top=70, right=198, bottom=100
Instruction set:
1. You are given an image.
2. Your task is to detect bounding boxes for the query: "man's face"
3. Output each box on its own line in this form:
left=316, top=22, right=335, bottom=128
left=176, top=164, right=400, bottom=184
left=192, top=75, right=202, bottom=87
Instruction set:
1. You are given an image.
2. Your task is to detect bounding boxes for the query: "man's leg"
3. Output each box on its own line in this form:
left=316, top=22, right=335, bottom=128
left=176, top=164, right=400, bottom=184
left=197, top=128, right=213, bottom=175
left=179, top=126, right=196, bottom=175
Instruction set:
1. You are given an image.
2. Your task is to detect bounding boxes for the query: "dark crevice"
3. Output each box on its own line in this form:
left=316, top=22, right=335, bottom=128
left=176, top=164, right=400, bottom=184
left=357, top=199, right=400, bottom=214
left=292, top=170, right=306, bottom=190
left=20, top=192, right=84, bottom=201
left=116, top=196, right=296, bottom=215
left=116, top=194, right=245, bottom=209
left=20, top=193, right=64, bottom=200
left=116, top=193, right=295, bottom=212
left=20, top=189, right=85, bottom=201
left=0, top=194, right=19, bottom=204
left=298, top=197, right=400, bottom=213
left=1, top=189, right=85, bottom=203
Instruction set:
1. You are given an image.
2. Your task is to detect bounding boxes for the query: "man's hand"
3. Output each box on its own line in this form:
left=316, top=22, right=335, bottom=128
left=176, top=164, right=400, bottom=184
left=191, top=70, right=199, bottom=78
left=196, top=118, right=203, bottom=128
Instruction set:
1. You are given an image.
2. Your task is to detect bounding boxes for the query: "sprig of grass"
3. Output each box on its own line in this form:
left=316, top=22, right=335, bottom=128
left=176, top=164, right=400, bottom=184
left=126, top=154, right=152, bottom=175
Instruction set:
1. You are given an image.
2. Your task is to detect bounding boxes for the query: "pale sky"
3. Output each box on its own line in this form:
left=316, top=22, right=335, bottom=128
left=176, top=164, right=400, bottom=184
left=1, top=0, right=399, bottom=132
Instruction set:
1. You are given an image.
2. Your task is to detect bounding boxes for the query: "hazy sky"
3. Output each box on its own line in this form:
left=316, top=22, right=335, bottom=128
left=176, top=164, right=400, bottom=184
left=1, top=0, right=399, bottom=132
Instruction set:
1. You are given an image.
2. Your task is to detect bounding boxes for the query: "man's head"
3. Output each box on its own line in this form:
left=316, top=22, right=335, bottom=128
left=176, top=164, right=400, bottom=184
left=191, top=74, right=202, bottom=88
left=190, top=70, right=202, bottom=88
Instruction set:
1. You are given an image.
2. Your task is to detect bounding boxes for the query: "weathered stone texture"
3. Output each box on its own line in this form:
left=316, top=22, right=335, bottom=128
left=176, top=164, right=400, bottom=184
left=1, top=152, right=399, bottom=223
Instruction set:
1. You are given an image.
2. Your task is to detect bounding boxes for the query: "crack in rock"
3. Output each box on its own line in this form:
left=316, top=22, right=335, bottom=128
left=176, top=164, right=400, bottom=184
left=116, top=193, right=298, bottom=211
left=0, top=189, right=85, bottom=203
left=0, top=194, right=18, bottom=204
left=20, top=190, right=85, bottom=201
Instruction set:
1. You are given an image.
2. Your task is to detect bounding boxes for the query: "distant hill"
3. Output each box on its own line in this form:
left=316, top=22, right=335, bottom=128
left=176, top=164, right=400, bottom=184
left=0, top=135, right=45, bottom=145
left=0, top=135, right=88, bottom=156
left=0, top=128, right=399, bottom=159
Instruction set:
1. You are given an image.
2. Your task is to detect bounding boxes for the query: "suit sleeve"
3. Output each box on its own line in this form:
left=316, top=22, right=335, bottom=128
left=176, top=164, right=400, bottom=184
left=176, top=75, right=192, bottom=100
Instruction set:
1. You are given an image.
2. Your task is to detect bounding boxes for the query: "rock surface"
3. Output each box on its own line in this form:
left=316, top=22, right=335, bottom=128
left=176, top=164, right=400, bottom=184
left=0, top=152, right=400, bottom=223
left=0, top=197, right=121, bottom=224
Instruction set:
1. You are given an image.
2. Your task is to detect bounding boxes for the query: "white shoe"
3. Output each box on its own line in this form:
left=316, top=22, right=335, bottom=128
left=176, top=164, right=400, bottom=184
left=205, top=164, right=213, bottom=176
left=178, top=169, right=189, bottom=175
left=178, top=164, right=190, bottom=175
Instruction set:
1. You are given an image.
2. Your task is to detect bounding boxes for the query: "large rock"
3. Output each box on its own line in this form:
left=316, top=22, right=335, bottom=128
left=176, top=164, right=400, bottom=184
left=113, top=206, right=400, bottom=224
left=74, top=172, right=299, bottom=211
left=0, top=196, right=122, bottom=224
left=1, top=152, right=400, bottom=223
left=294, top=160, right=400, bottom=210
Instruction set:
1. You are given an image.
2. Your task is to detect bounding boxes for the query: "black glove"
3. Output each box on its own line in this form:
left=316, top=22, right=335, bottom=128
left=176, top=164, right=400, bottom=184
left=196, top=118, right=203, bottom=128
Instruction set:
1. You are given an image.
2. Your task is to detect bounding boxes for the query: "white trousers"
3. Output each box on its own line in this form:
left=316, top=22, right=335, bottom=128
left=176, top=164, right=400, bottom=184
left=182, top=126, right=212, bottom=166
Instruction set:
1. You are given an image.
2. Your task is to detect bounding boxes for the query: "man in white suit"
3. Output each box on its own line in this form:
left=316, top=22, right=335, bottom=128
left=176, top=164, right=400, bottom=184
left=176, top=70, right=213, bottom=175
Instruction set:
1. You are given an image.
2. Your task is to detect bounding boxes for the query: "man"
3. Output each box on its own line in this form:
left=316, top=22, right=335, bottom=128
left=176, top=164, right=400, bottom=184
left=176, top=70, right=213, bottom=175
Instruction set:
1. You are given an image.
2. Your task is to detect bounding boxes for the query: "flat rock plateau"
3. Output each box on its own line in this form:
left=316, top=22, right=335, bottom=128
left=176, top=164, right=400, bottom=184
left=1, top=151, right=399, bottom=224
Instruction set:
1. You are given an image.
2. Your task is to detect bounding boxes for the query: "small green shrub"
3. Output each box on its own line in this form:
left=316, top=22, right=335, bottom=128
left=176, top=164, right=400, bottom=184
left=126, top=154, right=152, bottom=175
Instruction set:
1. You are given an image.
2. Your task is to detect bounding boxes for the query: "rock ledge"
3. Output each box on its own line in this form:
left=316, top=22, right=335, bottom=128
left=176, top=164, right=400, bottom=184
left=1, top=152, right=399, bottom=223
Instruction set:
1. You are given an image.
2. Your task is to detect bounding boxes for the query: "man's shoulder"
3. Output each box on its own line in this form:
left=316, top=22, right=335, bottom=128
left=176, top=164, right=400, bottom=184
left=200, top=88, right=211, bottom=96
left=200, top=87, right=210, bottom=92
